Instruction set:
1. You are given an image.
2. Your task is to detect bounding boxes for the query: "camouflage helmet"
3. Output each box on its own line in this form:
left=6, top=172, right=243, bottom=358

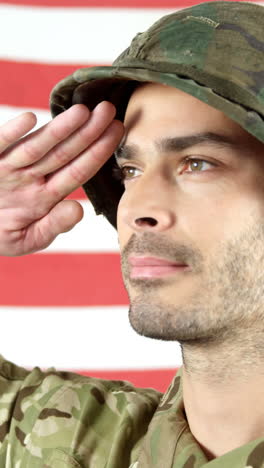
left=50, top=1, right=264, bottom=228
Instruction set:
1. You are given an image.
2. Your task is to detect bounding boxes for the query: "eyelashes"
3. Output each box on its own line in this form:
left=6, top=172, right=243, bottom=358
left=112, top=163, right=140, bottom=182
left=111, top=158, right=218, bottom=183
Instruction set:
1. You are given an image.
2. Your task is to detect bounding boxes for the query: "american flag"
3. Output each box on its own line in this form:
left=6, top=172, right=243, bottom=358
left=0, top=0, right=261, bottom=393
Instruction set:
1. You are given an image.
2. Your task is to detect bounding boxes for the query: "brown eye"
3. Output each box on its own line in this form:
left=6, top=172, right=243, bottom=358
left=190, top=160, right=204, bottom=171
left=112, top=165, right=141, bottom=183
left=122, top=166, right=139, bottom=179
left=183, top=158, right=216, bottom=173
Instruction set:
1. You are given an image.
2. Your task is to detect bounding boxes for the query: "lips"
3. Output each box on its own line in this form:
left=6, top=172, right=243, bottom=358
left=128, top=256, right=189, bottom=279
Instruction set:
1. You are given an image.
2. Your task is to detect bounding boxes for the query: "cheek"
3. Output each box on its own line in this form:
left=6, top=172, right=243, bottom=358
left=186, top=195, right=262, bottom=251
left=179, top=196, right=238, bottom=249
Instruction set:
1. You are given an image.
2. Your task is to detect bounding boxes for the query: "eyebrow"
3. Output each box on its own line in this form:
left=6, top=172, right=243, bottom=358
left=114, top=132, right=241, bottom=161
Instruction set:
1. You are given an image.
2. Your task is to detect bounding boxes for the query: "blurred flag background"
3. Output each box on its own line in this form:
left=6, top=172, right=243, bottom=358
left=0, top=0, right=261, bottom=393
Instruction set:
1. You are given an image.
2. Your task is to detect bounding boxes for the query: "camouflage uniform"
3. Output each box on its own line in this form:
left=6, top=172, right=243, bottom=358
left=1, top=356, right=264, bottom=467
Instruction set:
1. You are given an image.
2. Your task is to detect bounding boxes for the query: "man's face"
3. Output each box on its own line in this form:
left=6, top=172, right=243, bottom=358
left=116, top=82, right=264, bottom=344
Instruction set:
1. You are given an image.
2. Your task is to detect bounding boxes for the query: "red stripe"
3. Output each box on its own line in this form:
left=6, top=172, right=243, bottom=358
left=77, top=368, right=178, bottom=393
left=0, top=0, right=261, bottom=7
left=0, top=60, right=89, bottom=110
left=0, top=253, right=128, bottom=306
left=66, top=187, right=87, bottom=200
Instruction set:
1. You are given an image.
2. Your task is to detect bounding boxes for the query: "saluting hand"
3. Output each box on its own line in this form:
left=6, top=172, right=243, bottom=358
left=0, top=102, right=124, bottom=256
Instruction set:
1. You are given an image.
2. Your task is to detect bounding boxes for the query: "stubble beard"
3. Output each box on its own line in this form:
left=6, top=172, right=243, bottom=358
left=121, top=224, right=264, bottom=347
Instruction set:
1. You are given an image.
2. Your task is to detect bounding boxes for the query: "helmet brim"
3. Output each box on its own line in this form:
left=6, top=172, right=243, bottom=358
left=50, top=64, right=264, bottom=228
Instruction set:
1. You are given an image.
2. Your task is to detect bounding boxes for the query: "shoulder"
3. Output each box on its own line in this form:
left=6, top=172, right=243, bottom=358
left=0, top=356, right=161, bottom=467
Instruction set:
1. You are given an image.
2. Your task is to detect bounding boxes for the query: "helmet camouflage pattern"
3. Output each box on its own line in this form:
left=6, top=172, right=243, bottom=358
left=50, top=1, right=264, bottom=228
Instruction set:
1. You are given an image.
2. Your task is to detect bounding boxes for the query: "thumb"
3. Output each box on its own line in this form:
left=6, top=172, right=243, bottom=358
left=53, top=199, right=84, bottom=233
left=33, top=200, right=84, bottom=251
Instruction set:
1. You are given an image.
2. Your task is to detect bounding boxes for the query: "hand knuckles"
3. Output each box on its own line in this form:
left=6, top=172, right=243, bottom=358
left=23, top=141, right=42, bottom=163
left=68, top=163, right=87, bottom=184
left=52, top=145, right=70, bottom=164
left=17, top=167, right=37, bottom=184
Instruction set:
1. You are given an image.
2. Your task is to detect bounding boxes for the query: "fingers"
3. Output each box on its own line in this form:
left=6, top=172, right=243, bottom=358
left=0, top=102, right=123, bottom=256
left=47, top=119, right=124, bottom=200
left=32, top=101, right=117, bottom=177
left=0, top=112, right=37, bottom=153
left=6, top=104, right=91, bottom=168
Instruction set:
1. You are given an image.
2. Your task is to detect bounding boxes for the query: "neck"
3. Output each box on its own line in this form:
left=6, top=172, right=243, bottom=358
left=181, top=337, right=264, bottom=459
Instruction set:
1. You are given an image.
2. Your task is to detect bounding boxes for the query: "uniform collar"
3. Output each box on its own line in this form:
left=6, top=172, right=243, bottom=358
left=138, top=368, right=264, bottom=468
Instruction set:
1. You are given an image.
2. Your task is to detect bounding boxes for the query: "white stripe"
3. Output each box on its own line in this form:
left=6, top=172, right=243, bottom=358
left=0, top=105, right=50, bottom=129
left=45, top=200, right=119, bottom=253
left=0, top=306, right=182, bottom=369
left=0, top=5, right=174, bottom=64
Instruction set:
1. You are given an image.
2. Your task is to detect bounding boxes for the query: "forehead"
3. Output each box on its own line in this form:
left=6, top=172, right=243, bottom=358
left=120, top=82, right=264, bottom=162
left=123, top=82, right=251, bottom=142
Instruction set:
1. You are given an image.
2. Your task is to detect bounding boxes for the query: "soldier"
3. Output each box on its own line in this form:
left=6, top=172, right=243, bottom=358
left=0, top=1, right=264, bottom=466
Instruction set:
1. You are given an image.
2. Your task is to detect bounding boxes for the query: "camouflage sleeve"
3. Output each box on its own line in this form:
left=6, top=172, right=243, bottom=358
left=0, top=356, right=161, bottom=467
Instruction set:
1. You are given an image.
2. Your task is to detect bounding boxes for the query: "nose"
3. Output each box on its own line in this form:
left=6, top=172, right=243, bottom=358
left=118, top=170, right=176, bottom=233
